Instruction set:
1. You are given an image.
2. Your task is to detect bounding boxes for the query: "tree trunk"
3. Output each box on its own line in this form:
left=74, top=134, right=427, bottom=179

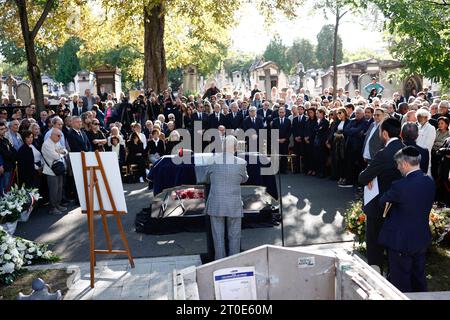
left=332, top=9, right=340, bottom=102
left=25, top=38, right=45, bottom=111
left=15, top=0, right=53, bottom=111
left=143, top=2, right=168, bottom=93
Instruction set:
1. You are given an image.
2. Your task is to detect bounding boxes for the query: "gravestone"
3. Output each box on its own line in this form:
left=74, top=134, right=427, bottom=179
left=359, top=74, right=373, bottom=96
left=16, top=83, right=32, bottom=106
left=183, top=65, right=198, bottom=94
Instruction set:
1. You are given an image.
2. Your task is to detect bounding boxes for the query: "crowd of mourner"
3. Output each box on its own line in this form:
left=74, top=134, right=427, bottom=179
left=0, top=79, right=449, bottom=215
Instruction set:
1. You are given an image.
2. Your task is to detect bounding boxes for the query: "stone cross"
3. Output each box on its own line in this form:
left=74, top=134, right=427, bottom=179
left=6, top=74, right=17, bottom=100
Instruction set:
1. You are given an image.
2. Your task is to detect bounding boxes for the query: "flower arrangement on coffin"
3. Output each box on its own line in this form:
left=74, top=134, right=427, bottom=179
left=0, top=185, right=41, bottom=234
left=344, top=201, right=450, bottom=252
left=0, top=225, right=59, bottom=285
left=173, top=188, right=204, bottom=200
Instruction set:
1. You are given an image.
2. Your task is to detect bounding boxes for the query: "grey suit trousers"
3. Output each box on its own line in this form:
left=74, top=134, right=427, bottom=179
left=47, top=175, right=63, bottom=210
left=210, top=216, right=241, bottom=260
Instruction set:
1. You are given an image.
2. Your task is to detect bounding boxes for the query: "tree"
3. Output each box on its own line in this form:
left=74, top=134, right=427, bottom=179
left=286, top=38, right=317, bottom=73
left=0, top=0, right=89, bottom=109
left=55, top=37, right=81, bottom=85
left=314, top=0, right=366, bottom=100
left=13, top=0, right=57, bottom=110
left=223, top=52, right=256, bottom=77
left=102, top=0, right=304, bottom=92
left=316, top=24, right=343, bottom=69
left=263, top=35, right=289, bottom=72
left=370, top=0, right=450, bottom=88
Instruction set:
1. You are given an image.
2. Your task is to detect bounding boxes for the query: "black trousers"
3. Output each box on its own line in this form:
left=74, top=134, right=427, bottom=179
left=293, top=141, right=303, bottom=173
left=365, top=204, right=386, bottom=270
left=279, top=142, right=289, bottom=173
left=313, top=143, right=327, bottom=176
left=387, top=247, right=427, bottom=292
left=304, top=142, right=314, bottom=172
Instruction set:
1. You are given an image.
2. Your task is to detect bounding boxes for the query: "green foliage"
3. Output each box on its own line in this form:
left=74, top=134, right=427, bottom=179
left=55, top=37, right=81, bottom=85
left=263, top=35, right=289, bottom=72
left=223, top=52, right=256, bottom=77
left=343, top=48, right=392, bottom=63
left=168, top=67, right=183, bottom=91
left=286, top=38, right=317, bottom=73
left=316, top=24, right=343, bottom=69
left=79, top=45, right=143, bottom=91
left=370, top=0, right=450, bottom=88
left=0, top=38, right=59, bottom=77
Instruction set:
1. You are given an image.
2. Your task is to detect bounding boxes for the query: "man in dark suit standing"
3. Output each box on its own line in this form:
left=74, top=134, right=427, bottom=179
left=72, top=99, right=88, bottom=117
left=242, top=106, right=264, bottom=153
left=225, top=102, right=243, bottom=130
left=358, top=118, right=404, bottom=273
left=257, top=101, right=273, bottom=129
left=379, top=146, right=435, bottom=292
left=208, top=103, right=227, bottom=129
left=362, top=108, right=385, bottom=163
left=192, top=102, right=209, bottom=151
left=67, top=116, right=91, bottom=152
left=292, top=107, right=306, bottom=173
left=271, top=106, right=291, bottom=174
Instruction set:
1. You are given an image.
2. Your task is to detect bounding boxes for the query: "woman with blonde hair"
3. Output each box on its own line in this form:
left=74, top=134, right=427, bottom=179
left=328, top=107, right=350, bottom=184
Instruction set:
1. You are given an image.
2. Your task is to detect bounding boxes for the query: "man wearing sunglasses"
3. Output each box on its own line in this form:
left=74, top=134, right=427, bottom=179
left=42, top=128, right=68, bottom=215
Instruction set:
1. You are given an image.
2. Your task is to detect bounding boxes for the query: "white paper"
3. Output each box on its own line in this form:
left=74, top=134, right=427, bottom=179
left=213, top=267, right=257, bottom=300
left=69, top=152, right=127, bottom=213
left=364, top=177, right=379, bottom=206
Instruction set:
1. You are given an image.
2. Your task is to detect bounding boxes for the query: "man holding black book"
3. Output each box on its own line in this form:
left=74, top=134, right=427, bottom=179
left=379, top=146, right=435, bottom=292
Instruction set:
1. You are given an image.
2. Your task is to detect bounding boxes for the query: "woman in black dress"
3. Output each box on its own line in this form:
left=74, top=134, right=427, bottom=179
left=17, top=130, right=41, bottom=189
left=126, top=132, right=147, bottom=183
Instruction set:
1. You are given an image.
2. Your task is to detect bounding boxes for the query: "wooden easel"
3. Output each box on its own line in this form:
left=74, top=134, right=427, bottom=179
left=81, top=151, right=135, bottom=288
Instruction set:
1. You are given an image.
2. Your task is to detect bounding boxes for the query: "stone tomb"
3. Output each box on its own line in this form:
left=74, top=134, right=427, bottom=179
left=16, top=83, right=32, bottom=106
left=173, top=245, right=408, bottom=300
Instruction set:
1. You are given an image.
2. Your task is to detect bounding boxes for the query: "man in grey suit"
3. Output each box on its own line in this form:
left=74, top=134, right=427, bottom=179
left=362, top=108, right=386, bottom=163
left=204, top=135, right=249, bottom=260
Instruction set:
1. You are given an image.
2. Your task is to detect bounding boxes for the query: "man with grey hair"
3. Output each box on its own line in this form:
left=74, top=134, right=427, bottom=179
left=42, top=128, right=69, bottom=215
left=204, top=135, right=249, bottom=260
left=379, top=146, right=435, bottom=292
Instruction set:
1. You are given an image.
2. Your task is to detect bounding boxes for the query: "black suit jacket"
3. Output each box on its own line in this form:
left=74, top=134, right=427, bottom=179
left=67, top=128, right=91, bottom=152
left=225, top=112, right=243, bottom=130
left=314, top=118, right=330, bottom=146
left=270, top=117, right=292, bottom=140
left=208, top=113, right=227, bottom=129
left=72, top=106, right=88, bottom=116
left=358, top=139, right=405, bottom=215
left=147, top=139, right=165, bottom=155
left=242, top=116, right=264, bottom=133
left=257, top=108, right=273, bottom=128
left=192, top=112, right=209, bottom=130
left=403, top=140, right=429, bottom=174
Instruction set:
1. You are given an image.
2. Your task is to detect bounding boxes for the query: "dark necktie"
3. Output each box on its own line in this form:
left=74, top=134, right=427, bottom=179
left=252, top=118, right=255, bottom=127
left=281, top=118, right=284, bottom=126
left=199, top=113, right=202, bottom=120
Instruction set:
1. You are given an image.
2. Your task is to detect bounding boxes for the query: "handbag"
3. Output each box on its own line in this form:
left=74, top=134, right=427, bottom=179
left=43, top=156, right=66, bottom=176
